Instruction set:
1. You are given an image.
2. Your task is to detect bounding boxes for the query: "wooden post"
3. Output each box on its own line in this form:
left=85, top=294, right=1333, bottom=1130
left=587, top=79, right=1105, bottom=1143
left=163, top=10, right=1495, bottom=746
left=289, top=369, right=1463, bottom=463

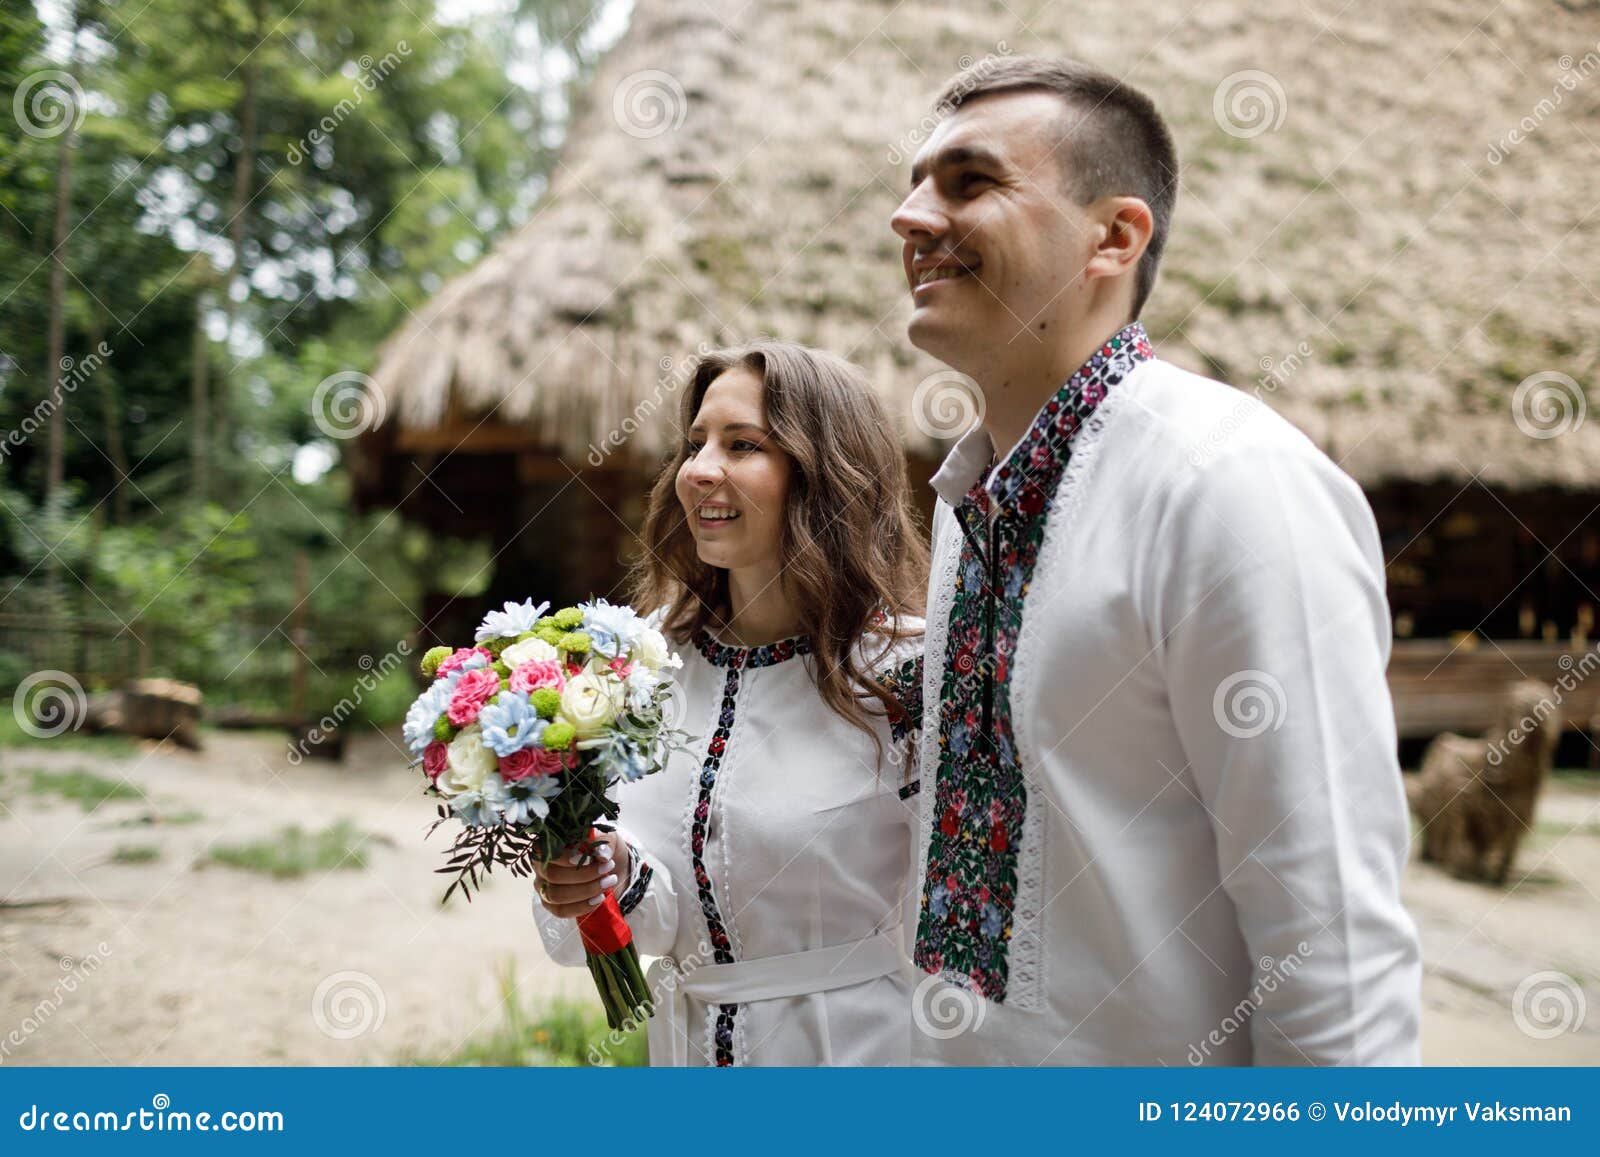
left=290, top=552, right=309, bottom=725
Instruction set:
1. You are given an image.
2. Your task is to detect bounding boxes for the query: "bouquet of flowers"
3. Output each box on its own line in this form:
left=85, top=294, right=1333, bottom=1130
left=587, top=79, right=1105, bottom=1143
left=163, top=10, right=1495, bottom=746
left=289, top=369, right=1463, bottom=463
left=403, top=597, right=692, bottom=1028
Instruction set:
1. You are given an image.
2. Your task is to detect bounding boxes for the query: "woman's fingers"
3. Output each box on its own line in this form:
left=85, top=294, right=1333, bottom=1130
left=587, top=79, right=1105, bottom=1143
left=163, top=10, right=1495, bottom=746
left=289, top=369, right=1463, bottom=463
left=533, top=844, right=615, bottom=886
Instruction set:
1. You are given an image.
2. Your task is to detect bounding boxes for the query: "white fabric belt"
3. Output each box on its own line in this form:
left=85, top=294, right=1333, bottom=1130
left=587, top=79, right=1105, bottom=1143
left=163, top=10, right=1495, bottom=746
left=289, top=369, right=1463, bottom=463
left=644, top=931, right=904, bottom=1066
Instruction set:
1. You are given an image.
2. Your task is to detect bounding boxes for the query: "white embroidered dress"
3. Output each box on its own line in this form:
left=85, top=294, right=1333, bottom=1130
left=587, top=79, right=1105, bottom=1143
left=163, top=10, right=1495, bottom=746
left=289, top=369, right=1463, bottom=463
left=533, top=621, right=924, bottom=1066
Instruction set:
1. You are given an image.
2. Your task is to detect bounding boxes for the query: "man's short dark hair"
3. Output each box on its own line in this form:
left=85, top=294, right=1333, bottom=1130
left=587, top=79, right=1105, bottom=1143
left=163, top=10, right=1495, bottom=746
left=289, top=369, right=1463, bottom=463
left=936, top=56, right=1179, bottom=318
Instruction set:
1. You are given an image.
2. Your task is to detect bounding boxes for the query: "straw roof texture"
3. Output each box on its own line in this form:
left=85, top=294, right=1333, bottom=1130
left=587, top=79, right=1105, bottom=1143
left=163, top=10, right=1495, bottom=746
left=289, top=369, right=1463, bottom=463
left=366, top=0, right=1600, bottom=488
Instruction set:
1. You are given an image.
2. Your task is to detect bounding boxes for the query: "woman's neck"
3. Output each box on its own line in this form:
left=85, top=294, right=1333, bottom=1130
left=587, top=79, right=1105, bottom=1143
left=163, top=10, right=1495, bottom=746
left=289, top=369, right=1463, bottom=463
left=721, top=566, right=802, bottom=646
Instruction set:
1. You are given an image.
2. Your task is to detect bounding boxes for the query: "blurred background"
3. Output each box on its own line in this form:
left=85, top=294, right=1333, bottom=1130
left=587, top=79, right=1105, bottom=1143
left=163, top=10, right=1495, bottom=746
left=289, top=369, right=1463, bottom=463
left=0, top=0, right=1596, bottom=1066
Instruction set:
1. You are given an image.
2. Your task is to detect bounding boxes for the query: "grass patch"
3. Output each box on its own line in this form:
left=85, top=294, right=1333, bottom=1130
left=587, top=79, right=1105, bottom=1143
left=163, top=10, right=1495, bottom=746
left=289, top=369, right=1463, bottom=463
left=404, top=960, right=646, bottom=1067
left=205, top=821, right=375, bottom=879
left=0, top=713, right=140, bottom=756
left=26, top=767, right=145, bottom=811
left=111, top=844, right=161, bottom=864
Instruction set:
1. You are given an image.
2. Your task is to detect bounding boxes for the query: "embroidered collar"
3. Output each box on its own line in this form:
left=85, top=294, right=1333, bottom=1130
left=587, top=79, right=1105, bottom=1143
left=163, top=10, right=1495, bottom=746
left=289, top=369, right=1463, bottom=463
left=692, top=629, right=814, bottom=669
left=928, top=321, right=1153, bottom=517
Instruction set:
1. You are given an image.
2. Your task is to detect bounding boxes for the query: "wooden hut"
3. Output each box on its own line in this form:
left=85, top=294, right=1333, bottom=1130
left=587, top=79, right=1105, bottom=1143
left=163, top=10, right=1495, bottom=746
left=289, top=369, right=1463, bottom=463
left=352, top=0, right=1600, bottom=742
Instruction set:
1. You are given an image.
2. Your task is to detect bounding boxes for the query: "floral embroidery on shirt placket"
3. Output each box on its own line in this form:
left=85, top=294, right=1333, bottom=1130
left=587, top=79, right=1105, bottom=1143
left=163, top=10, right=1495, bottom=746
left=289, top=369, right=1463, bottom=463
left=914, top=323, right=1154, bottom=1002
left=688, top=630, right=813, bottom=1065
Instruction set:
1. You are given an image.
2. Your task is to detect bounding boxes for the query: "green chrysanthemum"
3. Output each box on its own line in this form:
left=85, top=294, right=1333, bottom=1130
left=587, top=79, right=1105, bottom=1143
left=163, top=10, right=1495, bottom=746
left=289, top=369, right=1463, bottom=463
left=432, top=716, right=458, bottom=743
left=420, top=645, right=452, bottom=679
left=542, top=721, right=576, bottom=750
left=529, top=688, right=561, bottom=719
left=552, top=606, right=584, bottom=630
left=558, top=631, right=591, bottom=654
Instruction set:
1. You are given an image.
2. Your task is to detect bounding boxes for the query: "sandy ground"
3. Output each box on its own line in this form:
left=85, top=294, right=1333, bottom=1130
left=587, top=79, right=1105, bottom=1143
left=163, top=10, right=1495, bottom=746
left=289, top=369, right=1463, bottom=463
left=1, top=730, right=1596, bottom=1066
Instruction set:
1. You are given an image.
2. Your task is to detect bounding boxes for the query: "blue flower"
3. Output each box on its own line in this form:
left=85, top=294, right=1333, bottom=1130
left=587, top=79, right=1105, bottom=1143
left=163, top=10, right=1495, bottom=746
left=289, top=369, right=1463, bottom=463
left=450, top=773, right=509, bottom=828
left=589, top=734, right=648, bottom=783
left=980, top=902, right=1005, bottom=939
left=949, top=718, right=971, bottom=758
left=478, top=690, right=543, bottom=756
left=402, top=672, right=460, bottom=756
left=930, top=879, right=952, bottom=919
left=475, top=598, right=551, bottom=643
left=962, top=555, right=984, bottom=593
left=499, top=775, right=564, bottom=826
left=579, top=598, right=644, bottom=658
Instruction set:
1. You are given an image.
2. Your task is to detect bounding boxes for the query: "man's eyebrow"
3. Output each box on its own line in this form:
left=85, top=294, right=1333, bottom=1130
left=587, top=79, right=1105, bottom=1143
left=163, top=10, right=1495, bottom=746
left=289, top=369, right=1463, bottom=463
left=909, top=143, right=1006, bottom=190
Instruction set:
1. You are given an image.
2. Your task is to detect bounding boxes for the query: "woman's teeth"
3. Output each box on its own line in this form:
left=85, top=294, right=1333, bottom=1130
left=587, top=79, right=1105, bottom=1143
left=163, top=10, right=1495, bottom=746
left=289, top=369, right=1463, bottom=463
left=699, top=507, right=740, bottom=521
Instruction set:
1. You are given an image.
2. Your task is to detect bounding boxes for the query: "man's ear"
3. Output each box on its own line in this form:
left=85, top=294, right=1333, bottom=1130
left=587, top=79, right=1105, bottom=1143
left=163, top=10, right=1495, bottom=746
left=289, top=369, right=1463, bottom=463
left=1085, top=197, right=1153, bottom=283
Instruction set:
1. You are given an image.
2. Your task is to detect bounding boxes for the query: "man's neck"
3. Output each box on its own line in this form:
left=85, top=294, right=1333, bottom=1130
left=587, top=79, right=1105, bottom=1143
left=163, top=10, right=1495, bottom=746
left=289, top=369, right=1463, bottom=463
left=973, top=312, right=1135, bottom=461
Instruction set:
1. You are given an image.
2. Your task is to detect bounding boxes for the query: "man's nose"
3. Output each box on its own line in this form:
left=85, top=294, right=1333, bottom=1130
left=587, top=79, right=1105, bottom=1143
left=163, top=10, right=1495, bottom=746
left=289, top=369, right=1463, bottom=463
left=891, top=182, right=946, bottom=243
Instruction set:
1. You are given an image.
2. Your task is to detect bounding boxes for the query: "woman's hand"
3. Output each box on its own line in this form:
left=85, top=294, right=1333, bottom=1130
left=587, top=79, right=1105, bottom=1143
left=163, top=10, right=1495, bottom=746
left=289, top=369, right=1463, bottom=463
left=532, top=831, right=630, bottom=919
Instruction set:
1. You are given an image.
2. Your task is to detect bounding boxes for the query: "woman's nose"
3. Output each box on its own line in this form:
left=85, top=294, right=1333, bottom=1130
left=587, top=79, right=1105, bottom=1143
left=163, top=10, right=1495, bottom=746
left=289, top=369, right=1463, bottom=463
left=684, top=449, right=724, bottom=486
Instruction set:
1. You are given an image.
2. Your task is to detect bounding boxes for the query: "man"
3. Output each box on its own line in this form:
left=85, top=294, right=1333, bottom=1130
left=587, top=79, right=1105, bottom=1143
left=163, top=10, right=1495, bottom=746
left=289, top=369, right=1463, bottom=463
left=890, top=56, right=1421, bottom=1065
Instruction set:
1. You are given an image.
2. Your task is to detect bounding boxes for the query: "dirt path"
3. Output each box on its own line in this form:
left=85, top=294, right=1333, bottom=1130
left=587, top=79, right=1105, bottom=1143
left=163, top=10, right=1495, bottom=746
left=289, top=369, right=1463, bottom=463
left=0, top=731, right=586, bottom=1066
left=1, top=732, right=1596, bottom=1065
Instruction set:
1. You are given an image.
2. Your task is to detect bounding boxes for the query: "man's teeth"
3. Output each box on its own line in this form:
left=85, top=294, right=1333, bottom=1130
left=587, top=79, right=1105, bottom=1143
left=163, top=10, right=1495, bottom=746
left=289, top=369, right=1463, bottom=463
left=917, top=265, right=972, bottom=285
left=700, top=507, right=740, bottom=521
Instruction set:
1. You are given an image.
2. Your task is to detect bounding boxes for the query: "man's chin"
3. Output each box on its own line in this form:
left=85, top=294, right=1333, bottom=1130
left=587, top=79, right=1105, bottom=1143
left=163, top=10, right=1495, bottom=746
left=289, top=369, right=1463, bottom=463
left=906, top=310, right=970, bottom=366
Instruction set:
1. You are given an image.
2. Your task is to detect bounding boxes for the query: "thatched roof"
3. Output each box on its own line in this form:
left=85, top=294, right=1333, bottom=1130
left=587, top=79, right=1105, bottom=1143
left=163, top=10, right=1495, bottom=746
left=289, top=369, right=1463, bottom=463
left=365, top=0, right=1600, bottom=490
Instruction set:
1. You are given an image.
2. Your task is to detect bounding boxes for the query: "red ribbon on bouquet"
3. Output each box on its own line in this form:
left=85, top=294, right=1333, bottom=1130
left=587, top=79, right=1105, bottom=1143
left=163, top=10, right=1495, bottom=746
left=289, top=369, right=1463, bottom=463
left=577, top=891, right=632, bottom=955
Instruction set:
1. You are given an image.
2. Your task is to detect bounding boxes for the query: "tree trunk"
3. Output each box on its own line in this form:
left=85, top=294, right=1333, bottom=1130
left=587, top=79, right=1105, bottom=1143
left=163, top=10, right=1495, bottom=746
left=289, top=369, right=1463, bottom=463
left=44, top=68, right=76, bottom=505
left=190, top=287, right=210, bottom=500
left=215, top=0, right=262, bottom=458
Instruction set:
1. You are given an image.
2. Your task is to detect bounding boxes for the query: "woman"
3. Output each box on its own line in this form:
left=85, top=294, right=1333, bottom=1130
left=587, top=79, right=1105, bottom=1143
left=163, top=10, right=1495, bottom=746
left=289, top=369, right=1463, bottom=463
left=531, top=341, right=928, bottom=1066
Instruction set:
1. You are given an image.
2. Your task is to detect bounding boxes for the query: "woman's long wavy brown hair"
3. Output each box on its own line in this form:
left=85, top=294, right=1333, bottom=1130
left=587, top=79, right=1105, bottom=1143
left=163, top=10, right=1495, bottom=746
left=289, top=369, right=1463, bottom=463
left=631, top=340, right=929, bottom=746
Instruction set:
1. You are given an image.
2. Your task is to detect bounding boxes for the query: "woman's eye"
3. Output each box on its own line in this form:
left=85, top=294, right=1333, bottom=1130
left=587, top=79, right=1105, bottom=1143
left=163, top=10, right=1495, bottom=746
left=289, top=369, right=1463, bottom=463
left=731, top=440, right=758, bottom=452
left=683, top=441, right=703, bottom=455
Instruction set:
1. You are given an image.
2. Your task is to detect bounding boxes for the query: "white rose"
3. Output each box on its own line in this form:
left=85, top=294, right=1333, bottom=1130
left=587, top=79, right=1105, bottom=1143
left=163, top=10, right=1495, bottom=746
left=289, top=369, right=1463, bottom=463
left=438, top=725, right=497, bottom=797
left=559, top=671, right=623, bottom=738
left=633, top=627, right=679, bottom=672
left=500, top=636, right=559, bottom=668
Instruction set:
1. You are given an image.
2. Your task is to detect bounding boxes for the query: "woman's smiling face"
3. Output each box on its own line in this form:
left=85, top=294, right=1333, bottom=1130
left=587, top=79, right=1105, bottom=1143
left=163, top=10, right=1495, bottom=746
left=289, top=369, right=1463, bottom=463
left=675, top=366, right=792, bottom=575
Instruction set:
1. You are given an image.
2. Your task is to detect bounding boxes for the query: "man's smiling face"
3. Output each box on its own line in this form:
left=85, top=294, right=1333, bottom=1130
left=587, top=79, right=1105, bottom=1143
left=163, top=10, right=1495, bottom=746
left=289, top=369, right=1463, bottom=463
left=891, top=91, right=1102, bottom=374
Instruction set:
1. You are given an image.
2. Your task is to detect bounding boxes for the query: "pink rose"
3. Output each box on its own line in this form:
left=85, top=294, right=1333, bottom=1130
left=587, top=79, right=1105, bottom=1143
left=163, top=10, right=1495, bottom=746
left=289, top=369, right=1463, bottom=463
left=509, top=659, right=566, bottom=694
left=446, top=668, right=501, bottom=726
left=422, top=740, right=449, bottom=780
left=436, top=646, right=493, bottom=678
left=500, top=746, right=571, bottom=780
left=498, top=747, right=540, bottom=782
left=532, top=748, right=576, bottom=776
left=607, top=656, right=634, bottom=678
